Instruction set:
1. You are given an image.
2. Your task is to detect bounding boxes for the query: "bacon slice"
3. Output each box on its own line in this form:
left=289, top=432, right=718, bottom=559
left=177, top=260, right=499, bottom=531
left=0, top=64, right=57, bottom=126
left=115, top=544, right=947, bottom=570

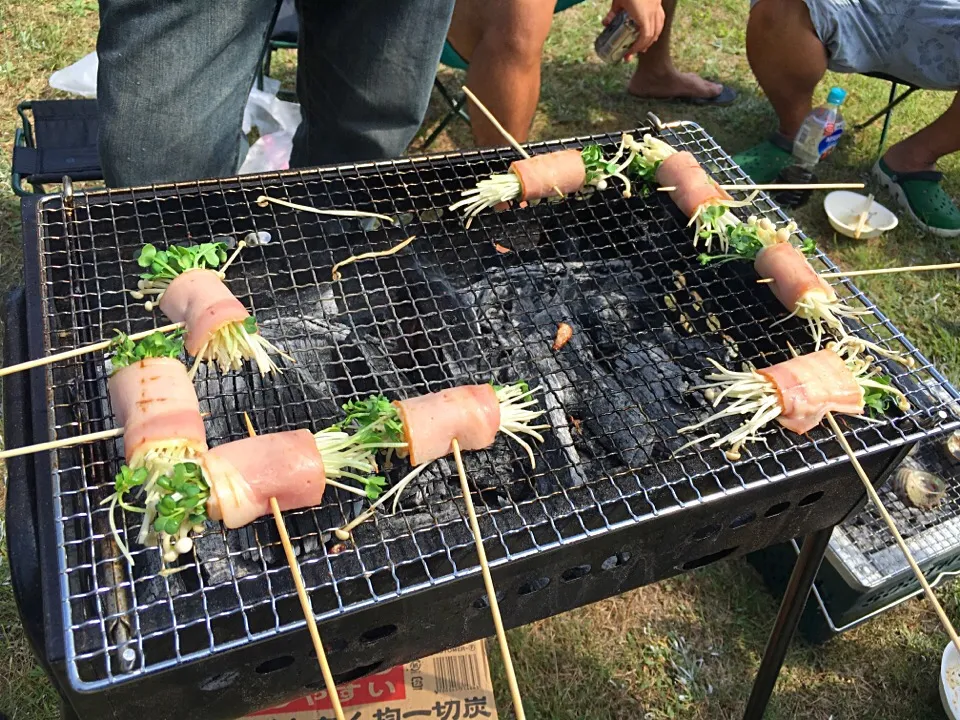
left=758, top=350, right=864, bottom=434
left=394, top=384, right=500, bottom=466
left=754, top=243, right=836, bottom=313
left=108, top=357, right=207, bottom=464
left=509, top=150, right=586, bottom=202
left=202, top=429, right=326, bottom=529
left=158, top=269, right=250, bottom=356
left=654, top=151, right=732, bottom=217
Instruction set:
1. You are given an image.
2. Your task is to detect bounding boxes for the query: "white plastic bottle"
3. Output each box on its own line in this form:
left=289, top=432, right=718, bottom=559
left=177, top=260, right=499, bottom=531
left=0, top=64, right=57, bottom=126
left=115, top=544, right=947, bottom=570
left=792, top=87, right=847, bottom=168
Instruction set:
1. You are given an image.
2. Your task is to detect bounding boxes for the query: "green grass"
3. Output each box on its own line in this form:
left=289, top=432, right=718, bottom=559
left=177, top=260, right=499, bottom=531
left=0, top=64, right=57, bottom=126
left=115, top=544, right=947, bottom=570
left=1, top=1, right=960, bottom=718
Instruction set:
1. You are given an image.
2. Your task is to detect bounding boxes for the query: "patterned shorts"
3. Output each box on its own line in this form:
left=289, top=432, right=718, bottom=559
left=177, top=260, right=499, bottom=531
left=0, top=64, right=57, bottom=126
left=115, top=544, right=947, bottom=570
left=750, top=0, right=960, bottom=90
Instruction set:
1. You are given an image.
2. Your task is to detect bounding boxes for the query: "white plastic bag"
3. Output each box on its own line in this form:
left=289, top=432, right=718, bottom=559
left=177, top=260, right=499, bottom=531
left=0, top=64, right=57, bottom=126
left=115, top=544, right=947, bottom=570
left=49, top=51, right=98, bottom=98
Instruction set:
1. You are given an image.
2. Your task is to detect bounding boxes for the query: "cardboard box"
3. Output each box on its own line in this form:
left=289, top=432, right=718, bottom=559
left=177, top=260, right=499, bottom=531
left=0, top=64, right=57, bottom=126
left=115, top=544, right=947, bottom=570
left=242, top=641, right=498, bottom=720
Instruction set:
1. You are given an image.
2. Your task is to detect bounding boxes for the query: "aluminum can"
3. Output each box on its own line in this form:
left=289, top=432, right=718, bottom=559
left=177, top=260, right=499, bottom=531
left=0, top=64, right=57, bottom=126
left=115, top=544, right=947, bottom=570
left=594, top=10, right=640, bottom=63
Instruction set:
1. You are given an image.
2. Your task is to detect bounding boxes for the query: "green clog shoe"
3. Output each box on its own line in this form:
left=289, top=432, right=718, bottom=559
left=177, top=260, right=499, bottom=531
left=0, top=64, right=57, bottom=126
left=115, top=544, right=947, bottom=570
left=873, top=158, right=960, bottom=238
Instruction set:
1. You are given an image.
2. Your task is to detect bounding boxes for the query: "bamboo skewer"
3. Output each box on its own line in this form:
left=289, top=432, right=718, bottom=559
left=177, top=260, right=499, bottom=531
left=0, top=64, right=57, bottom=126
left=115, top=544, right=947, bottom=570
left=0, top=322, right=185, bottom=378
left=853, top=193, right=874, bottom=240
left=0, top=427, right=124, bottom=460
left=657, top=182, right=866, bottom=192
left=461, top=86, right=564, bottom=200
left=451, top=438, right=526, bottom=720
left=242, top=413, right=346, bottom=720
left=757, top=261, right=960, bottom=284
left=825, top=411, right=960, bottom=656
left=0, top=410, right=217, bottom=460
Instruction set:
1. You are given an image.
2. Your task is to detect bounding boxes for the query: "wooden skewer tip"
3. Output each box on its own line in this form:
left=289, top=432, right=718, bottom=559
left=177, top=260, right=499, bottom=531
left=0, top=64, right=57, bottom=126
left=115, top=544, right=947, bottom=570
left=451, top=438, right=526, bottom=720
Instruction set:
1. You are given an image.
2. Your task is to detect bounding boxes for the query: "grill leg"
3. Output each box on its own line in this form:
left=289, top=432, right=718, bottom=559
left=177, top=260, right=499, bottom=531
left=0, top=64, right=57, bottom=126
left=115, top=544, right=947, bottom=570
left=742, top=525, right=833, bottom=720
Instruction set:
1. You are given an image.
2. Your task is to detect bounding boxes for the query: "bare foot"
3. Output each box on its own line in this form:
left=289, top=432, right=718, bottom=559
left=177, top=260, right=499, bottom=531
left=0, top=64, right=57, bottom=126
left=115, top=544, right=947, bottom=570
left=628, top=69, right=723, bottom=100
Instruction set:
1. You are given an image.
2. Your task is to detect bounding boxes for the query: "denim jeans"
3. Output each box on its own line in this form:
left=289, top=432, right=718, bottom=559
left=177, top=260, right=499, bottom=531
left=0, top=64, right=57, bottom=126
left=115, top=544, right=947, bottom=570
left=96, top=0, right=455, bottom=187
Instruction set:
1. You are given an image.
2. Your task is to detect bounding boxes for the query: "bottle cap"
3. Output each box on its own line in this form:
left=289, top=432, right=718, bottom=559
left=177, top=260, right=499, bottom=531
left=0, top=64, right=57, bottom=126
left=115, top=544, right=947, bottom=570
left=827, top=87, right=847, bottom=105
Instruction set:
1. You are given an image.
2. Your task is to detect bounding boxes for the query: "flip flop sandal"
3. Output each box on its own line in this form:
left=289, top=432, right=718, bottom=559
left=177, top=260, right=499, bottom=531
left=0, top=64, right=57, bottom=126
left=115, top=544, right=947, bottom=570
left=873, top=158, right=960, bottom=238
left=629, top=82, right=737, bottom=107
left=732, top=134, right=794, bottom=185
left=680, top=83, right=738, bottom=107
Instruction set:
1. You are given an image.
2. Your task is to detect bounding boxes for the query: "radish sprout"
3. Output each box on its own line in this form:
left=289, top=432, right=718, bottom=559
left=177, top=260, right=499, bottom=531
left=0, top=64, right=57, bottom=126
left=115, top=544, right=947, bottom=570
left=131, top=241, right=290, bottom=376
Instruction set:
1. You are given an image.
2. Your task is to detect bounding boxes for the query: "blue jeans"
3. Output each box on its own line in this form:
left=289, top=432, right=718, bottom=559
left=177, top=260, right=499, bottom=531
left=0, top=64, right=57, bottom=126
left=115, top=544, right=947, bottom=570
left=96, top=0, right=455, bottom=186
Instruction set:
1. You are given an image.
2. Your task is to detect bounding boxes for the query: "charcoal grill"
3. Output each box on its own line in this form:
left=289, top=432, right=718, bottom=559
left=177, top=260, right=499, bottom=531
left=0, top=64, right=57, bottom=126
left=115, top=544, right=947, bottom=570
left=5, top=120, right=960, bottom=720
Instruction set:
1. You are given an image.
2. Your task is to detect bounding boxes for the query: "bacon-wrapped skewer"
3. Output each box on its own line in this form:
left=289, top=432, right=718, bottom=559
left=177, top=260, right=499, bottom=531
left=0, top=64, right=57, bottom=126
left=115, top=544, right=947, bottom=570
left=333, top=382, right=549, bottom=537
left=107, top=421, right=400, bottom=565
left=698, top=216, right=911, bottom=365
left=130, top=242, right=290, bottom=377
left=635, top=135, right=756, bottom=252
left=450, top=134, right=657, bottom=227
left=678, top=338, right=908, bottom=460
left=101, top=331, right=207, bottom=562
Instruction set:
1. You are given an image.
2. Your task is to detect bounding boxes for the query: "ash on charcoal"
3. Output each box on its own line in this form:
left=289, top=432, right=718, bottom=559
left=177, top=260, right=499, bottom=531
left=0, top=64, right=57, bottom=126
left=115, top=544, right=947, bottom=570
left=460, top=260, right=715, bottom=483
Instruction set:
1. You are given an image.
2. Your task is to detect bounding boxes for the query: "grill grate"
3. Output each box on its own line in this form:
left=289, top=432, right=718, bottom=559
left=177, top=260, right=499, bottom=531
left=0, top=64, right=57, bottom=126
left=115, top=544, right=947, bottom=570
left=32, top=121, right=960, bottom=690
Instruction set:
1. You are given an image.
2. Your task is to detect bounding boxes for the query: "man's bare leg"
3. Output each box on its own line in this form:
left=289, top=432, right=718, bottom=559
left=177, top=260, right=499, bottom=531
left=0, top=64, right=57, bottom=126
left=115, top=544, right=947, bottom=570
left=745, top=0, right=827, bottom=138
left=882, top=93, right=960, bottom=173
left=447, top=0, right=555, bottom=146
left=627, top=0, right=723, bottom=100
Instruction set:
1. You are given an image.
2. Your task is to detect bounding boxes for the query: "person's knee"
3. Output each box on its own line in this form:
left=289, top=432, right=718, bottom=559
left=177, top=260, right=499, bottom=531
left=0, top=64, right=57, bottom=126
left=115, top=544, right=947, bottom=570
left=477, top=5, right=552, bottom=67
left=749, top=0, right=811, bottom=37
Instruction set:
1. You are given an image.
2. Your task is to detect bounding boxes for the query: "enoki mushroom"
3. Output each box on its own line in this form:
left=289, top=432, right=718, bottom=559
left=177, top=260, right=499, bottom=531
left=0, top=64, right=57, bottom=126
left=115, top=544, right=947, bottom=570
left=677, top=338, right=909, bottom=459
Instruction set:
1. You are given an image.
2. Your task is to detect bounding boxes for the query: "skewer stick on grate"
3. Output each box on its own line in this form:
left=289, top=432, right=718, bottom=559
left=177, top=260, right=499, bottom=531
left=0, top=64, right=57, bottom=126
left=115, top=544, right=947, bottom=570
left=0, top=322, right=185, bottom=378
left=461, top=86, right=564, bottom=200
left=757, top=261, right=960, bottom=284
left=451, top=438, right=527, bottom=720
left=657, top=182, right=865, bottom=192
left=825, top=410, right=960, bottom=655
left=0, top=412, right=220, bottom=461
left=242, top=413, right=347, bottom=720
left=0, top=426, right=124, bottom=459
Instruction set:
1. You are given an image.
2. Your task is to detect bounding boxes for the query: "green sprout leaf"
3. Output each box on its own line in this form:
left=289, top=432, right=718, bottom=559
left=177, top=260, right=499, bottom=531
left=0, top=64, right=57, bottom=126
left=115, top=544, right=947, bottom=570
left=114, top=465, right=148, bottom=495
left=136, top=241, right=228, bottom=283
left=863, top=375, right=896, bottom=417
left=109, top=329, right=185, bottom=372
left=243, top=316, right=258, bottom=335
left=799, top=236, right=817, bottom=255
left=339, top=395, right=404, bottom=444
left=149, top=462, right=209, bottom=538
left=360, top=475, right=387, bottom=501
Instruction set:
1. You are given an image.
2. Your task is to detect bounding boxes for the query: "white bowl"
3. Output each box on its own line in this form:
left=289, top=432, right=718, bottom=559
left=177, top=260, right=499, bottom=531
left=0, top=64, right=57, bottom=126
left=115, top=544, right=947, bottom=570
left=824, top=190, right=898, bottom=239
left=941, top=641, right=960, bottom=719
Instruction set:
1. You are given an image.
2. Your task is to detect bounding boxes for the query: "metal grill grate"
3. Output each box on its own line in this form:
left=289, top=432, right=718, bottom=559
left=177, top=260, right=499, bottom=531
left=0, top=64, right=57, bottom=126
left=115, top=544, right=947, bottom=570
left=32, top=121, right=960, bottom=690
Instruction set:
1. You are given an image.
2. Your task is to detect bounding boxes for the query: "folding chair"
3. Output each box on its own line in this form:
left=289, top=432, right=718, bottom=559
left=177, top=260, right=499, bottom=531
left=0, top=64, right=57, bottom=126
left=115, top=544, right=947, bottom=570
left=257, top=0, right=298, bottom=101
left=853, top=72, right=920, bottom=155
left=11, top=100, right=102, bottom=196
left=422, top=0, right=587, bottom=149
